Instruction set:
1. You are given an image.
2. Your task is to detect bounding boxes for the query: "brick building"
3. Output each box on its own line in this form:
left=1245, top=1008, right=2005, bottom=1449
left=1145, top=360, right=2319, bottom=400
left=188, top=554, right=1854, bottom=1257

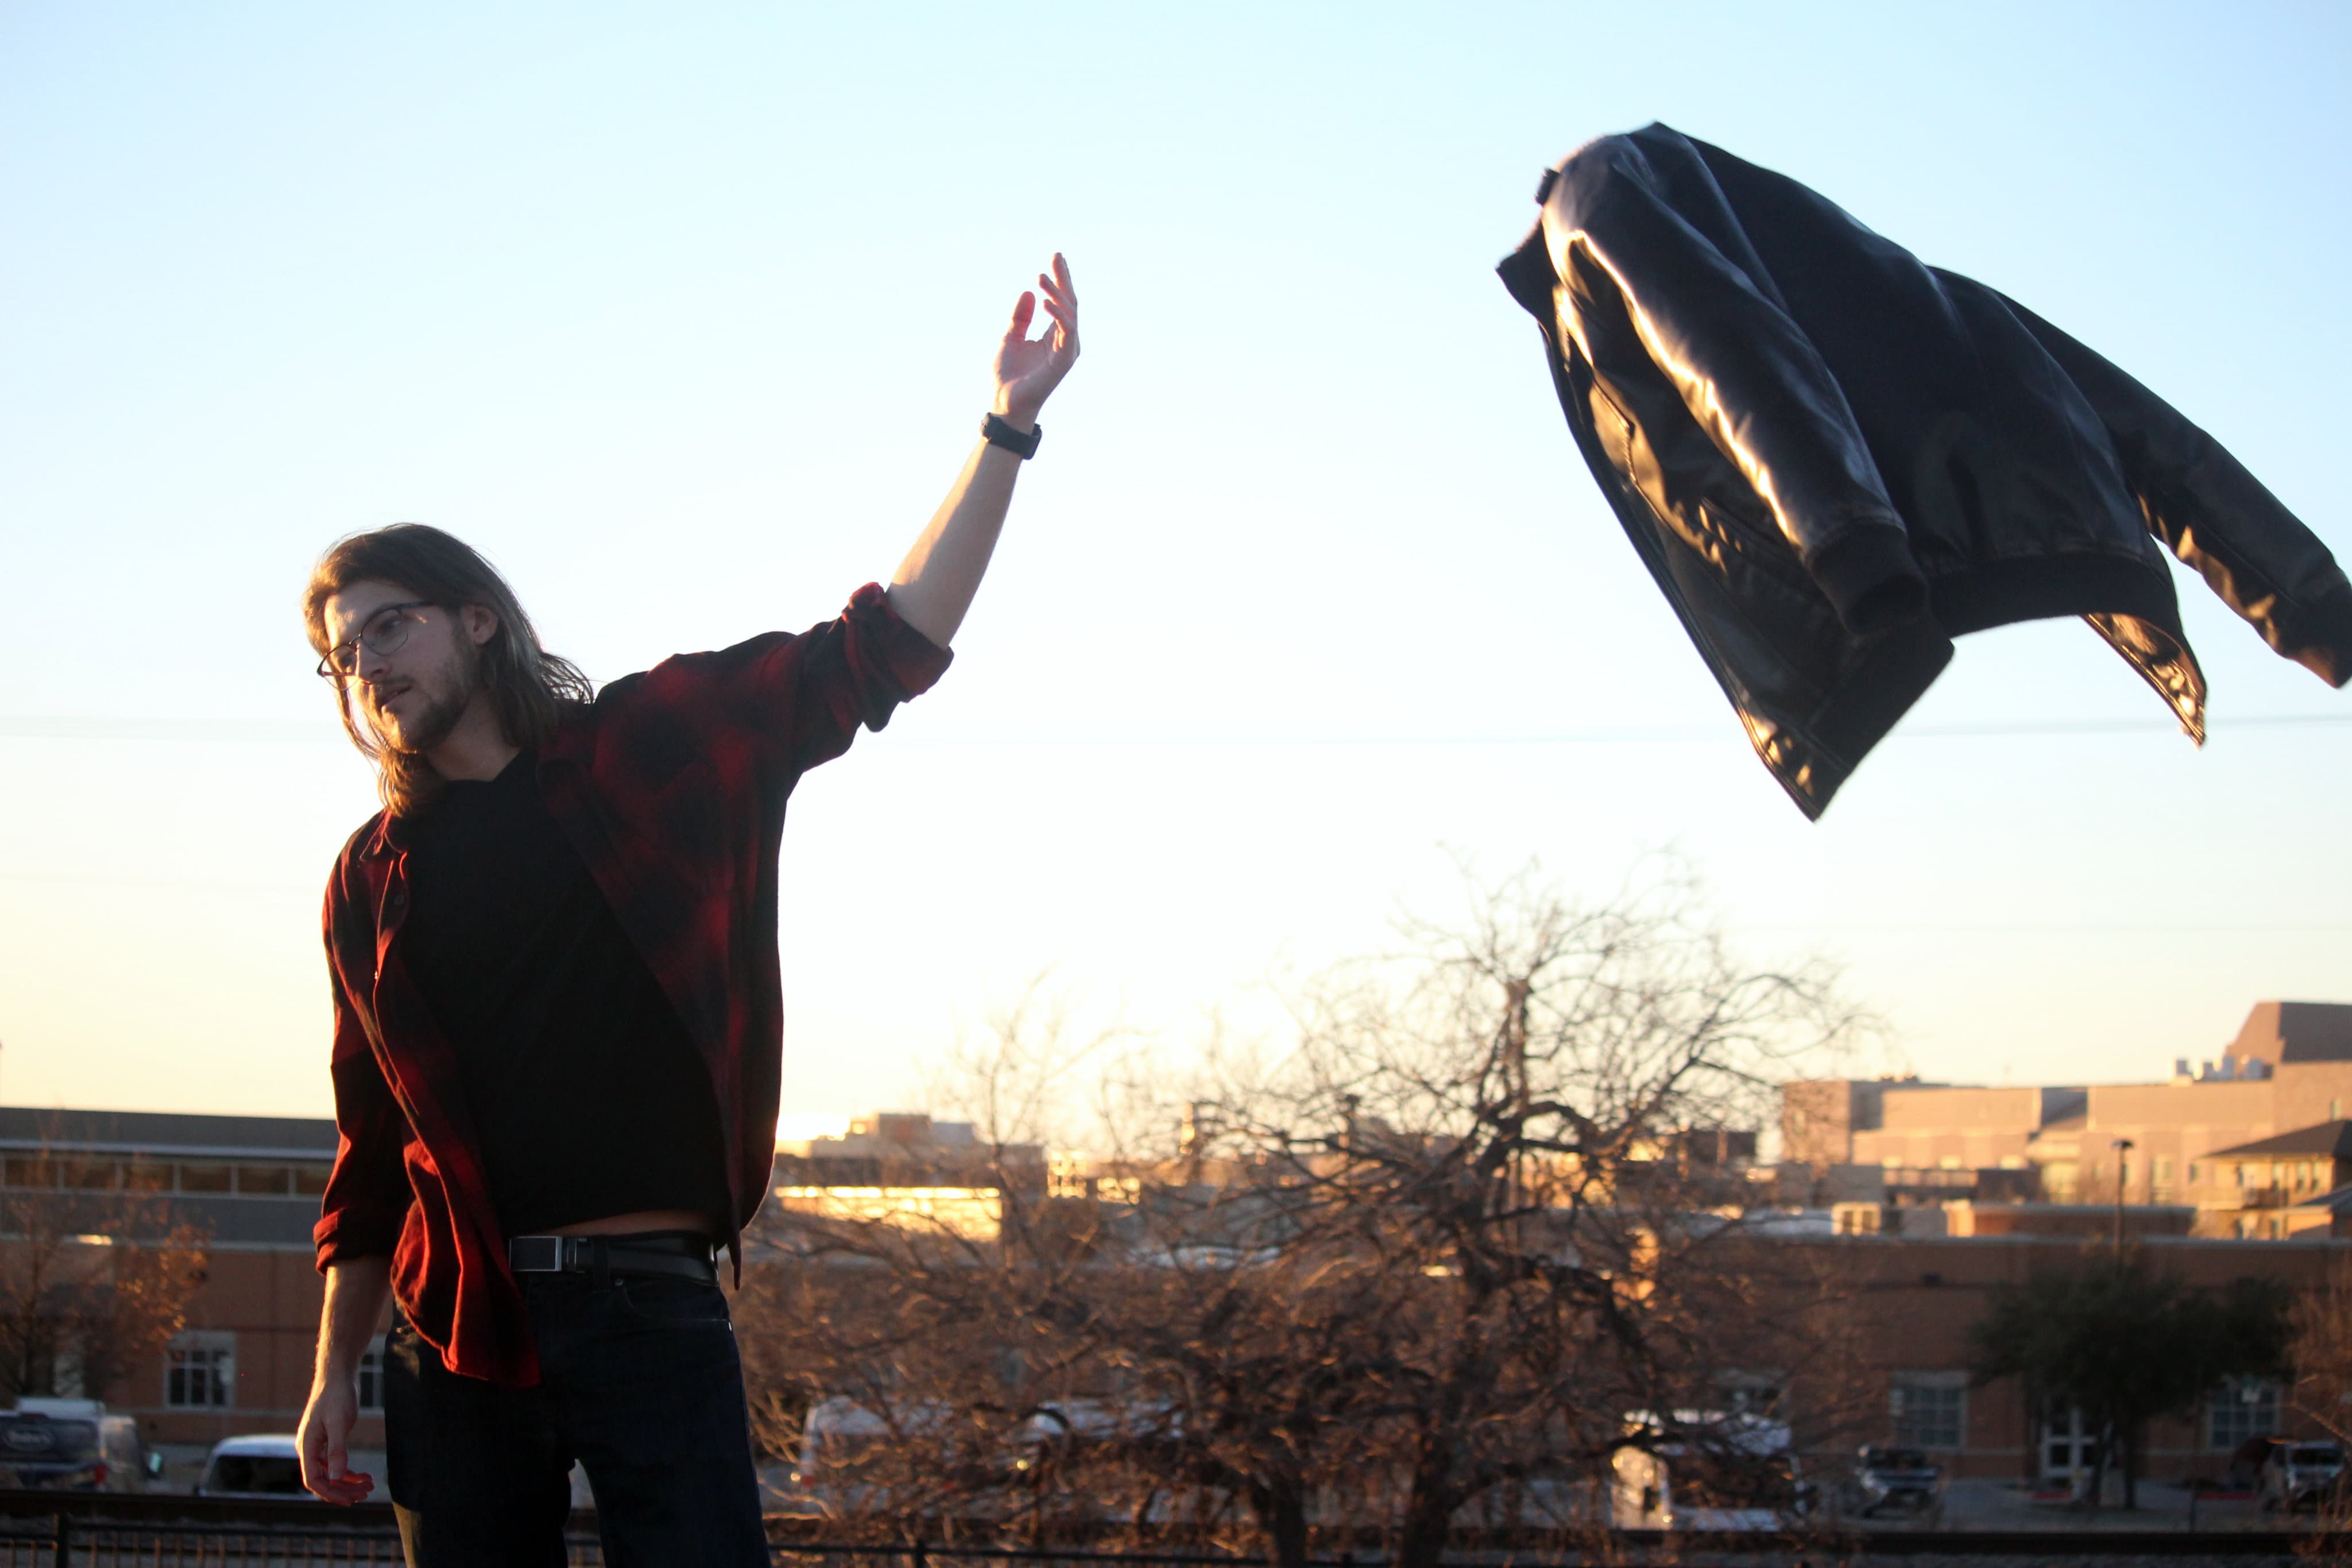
left=1795, top=1232, right=2345, bottom=1484
left=0, top=1106, right=384, bottom=1482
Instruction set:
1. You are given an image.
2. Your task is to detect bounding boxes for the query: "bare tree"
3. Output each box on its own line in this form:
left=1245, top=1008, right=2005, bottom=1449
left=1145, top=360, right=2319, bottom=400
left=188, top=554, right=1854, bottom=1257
left=738, top=865, right=1868, bottom=1566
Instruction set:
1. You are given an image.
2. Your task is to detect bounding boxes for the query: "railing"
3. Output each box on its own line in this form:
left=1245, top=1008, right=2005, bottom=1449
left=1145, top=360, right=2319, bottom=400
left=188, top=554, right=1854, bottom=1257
left=0, top=1499, right=602, bottom=1568
left=0, top=1499, right=2341, bottom=1566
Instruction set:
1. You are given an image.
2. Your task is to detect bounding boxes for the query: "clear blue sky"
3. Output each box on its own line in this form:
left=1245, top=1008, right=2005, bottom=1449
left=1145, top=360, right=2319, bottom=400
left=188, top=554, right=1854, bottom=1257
left=3, top=3, right=2348, bottom=1126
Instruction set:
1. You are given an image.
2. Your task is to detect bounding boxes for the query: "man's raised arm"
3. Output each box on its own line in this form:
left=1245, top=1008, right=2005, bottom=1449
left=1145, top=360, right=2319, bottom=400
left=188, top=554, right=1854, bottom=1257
left=887, top=254, right=1079, bottom=646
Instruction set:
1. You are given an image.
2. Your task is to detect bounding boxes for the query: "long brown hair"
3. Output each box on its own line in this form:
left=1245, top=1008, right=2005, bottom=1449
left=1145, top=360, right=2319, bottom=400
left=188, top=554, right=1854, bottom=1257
left=303, top=524, right=593, bottom=818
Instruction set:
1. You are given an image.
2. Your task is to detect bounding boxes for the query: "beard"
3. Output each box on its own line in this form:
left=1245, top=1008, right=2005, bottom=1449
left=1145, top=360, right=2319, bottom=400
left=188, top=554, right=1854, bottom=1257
left=369, top=642, right=483, bottom=757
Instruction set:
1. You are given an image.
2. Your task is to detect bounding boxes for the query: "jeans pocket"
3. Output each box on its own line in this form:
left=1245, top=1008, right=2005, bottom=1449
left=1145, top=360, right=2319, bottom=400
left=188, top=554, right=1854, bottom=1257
left=611, top=1275, right=732, bottom=1329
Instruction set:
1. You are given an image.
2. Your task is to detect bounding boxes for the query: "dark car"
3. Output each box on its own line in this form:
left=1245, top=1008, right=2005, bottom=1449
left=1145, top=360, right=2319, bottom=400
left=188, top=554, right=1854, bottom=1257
left=2261, top=1442, right=2345, bottom=1513
left=1843, top=1446, right=1943, bottom=1521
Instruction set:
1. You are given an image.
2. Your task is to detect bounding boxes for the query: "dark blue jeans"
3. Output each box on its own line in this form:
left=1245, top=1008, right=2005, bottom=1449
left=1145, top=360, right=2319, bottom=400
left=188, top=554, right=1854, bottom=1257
left=385, top=1272, right=767, bottom=1567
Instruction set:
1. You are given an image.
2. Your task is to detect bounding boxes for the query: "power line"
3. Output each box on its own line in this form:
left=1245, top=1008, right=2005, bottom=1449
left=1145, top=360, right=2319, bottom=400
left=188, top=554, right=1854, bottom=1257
left=4, top=870, right=2349, bottom=934
left=0, top=872, right=312, bottom=895
left=3, top=713, right=2347, bottom=746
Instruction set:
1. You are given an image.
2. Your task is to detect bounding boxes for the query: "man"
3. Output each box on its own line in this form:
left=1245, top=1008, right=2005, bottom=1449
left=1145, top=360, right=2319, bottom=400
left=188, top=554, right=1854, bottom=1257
left=295, top=257, right=1078, bottom=1565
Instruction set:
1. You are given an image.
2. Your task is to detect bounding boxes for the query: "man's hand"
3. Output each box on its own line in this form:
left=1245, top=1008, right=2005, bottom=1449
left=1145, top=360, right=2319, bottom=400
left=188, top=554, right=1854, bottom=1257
left=991, top=253, right=1080, bottom=430
left=298, top=1371, right=376, bottom=1504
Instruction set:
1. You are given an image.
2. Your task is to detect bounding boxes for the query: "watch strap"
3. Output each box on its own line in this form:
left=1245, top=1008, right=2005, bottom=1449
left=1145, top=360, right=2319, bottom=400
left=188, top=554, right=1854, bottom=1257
left=981, top=412, right=1042, bottom=459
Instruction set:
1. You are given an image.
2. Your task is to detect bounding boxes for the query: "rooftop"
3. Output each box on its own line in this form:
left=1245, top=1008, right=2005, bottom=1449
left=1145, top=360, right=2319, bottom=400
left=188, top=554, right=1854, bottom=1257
left=0, top=1106, right=335, bottom=1160
left=2231, top=1001, right=2352, bottom=1066
left=2204, top=1120, right=2352, bottom=1161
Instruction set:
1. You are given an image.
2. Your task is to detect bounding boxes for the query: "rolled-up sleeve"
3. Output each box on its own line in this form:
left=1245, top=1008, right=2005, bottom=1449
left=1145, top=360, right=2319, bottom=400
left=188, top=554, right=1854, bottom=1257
left=312, top=936, right=412, bottom=1270
left=599, top=583, right=954, bottom=788
left=771, top=582, right=955, bottom=772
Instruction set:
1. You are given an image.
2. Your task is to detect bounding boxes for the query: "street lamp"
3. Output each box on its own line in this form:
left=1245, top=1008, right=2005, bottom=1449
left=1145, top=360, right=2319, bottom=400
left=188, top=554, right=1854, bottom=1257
left=2111, top=1137, right=2136, bottom=1248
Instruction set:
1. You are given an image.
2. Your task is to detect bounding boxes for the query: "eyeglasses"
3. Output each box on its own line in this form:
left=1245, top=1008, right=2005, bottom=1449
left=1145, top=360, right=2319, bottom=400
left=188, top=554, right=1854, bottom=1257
left=316, top=601, right=435, bottom=679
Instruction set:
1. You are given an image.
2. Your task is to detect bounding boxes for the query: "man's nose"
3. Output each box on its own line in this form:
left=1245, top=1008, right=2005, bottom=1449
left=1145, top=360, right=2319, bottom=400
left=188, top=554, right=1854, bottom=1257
left=354, top=642, right=395, bottom=684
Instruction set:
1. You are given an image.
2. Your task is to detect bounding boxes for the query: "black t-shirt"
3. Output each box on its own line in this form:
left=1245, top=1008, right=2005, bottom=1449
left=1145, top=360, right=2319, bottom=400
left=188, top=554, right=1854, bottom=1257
left=396, top=752, right=728, bottom=1237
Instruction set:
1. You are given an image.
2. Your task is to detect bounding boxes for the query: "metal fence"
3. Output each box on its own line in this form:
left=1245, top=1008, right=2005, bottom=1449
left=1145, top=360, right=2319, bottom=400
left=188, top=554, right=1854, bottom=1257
left=0, top=1515, right=599, bottom=1568
left=0, top=1516, right=2333, bottom=1566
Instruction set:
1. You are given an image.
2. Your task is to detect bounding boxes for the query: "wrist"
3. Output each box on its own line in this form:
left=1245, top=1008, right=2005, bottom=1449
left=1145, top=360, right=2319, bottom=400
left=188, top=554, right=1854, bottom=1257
left=989, top=400, right=1039, bottom=435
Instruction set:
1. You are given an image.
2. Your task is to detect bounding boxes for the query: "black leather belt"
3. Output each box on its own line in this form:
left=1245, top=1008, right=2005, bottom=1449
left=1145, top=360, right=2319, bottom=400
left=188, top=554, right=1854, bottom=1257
left=506, top=1231, right=717, bottom=1285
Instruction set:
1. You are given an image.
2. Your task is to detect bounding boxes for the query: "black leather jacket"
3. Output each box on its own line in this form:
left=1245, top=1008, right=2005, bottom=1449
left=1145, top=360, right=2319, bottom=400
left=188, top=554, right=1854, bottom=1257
left=1499, top=123, right=2352, bottom=818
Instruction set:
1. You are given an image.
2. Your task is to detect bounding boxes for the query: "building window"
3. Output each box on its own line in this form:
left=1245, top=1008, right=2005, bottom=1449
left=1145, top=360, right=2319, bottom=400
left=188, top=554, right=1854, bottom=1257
left=1891, top=1376, right=1966, bottom=1449
left=178, top=1164, right=232, bottom=1194
left=356, top=1337, right=387, bottom=1415
left=2209, top=1378, right=2280, bottom=1449
left=165, top=1331, right=235, bottom=1410
left=63, top=1160, right=120, bottom=1190
left=2153, top=1156, right=2174, bottom=1202
left=235, top=1166, right=291, bottom=1196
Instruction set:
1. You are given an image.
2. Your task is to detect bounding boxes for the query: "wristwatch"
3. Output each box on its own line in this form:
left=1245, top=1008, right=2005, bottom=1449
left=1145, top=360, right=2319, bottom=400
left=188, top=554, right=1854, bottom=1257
left=981, top=412, right=1042, bottom=459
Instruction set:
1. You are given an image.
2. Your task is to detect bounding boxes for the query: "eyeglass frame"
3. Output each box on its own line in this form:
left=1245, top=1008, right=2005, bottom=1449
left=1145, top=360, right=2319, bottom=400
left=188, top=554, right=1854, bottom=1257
left=316, top=601, right=438, bottom=680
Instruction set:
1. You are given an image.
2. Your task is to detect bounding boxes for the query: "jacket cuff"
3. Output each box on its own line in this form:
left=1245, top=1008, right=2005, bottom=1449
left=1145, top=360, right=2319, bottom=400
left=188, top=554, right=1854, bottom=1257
left=1810, top=524, right=1929, bottom=638
left=845, top=582, right=954, bottom=700
left=2283, top=579, right=2352, bottom=687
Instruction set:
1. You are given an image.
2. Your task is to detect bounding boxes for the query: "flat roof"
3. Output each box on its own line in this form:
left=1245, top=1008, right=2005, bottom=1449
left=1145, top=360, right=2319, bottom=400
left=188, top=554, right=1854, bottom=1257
left=2204, top=1121, right=2352, bottom=1160
left=0, top=1107, right=335, bottom=1160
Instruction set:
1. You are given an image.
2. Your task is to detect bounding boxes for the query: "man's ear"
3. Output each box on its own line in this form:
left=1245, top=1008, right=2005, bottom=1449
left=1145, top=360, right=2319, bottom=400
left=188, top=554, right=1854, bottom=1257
left=459, top=604, right=500, bottom=648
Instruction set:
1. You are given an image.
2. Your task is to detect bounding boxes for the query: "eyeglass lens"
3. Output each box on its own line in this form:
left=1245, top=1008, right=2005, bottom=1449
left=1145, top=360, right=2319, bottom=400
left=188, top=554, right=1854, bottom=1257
left=327, top=606, right=418, bottom=674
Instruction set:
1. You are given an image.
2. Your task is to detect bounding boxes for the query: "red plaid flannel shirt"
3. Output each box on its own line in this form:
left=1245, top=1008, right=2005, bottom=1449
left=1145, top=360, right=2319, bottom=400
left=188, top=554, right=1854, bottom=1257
left=313, top=583, right=951, bottom=1387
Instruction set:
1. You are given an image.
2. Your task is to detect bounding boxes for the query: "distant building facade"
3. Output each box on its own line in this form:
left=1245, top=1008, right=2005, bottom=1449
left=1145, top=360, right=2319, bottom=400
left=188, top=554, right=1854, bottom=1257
left=768, top=1112, right=1045, bottom=1244
left=1783, top=1001, right=2352, bottom=1222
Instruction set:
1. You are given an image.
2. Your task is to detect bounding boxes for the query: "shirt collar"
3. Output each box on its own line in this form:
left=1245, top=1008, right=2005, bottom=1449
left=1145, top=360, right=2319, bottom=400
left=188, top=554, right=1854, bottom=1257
left=359, top=809, right=411, bottom=862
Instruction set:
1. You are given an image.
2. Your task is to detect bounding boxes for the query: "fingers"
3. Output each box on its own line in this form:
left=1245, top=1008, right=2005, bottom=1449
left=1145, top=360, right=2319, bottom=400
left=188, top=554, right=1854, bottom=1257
left=1047, top=254, right=1077, bottom=356
left=305, top=1446, right=374, bottom=1505
left=1036, top=260, right=1074, bottom=318
left=300, top=1408, right=376, bottom=1504
left=1004, top=289, right=1036, bottom=343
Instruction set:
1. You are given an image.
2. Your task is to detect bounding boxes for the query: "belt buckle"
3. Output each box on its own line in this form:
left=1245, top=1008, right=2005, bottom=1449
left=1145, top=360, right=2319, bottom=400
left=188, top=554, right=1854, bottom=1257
left=509, top=1236, right=562, bottom=1273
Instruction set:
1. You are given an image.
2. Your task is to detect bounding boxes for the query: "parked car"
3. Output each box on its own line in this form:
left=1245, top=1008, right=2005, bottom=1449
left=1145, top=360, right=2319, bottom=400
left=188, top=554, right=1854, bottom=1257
left=195, top=1435, right=309, bottom=1500
left=1840, top=1446, right=1943, bottom=1521
left=2260, top=1441, right=2345, bottom=1513
left=1611, top=1410, right=1815, bottom=1531
left=0, top=1399, right=156, bottom=1492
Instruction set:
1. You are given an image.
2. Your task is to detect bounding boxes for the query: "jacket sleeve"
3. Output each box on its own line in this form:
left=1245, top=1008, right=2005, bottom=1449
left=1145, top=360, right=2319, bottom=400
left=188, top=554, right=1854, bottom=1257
left=312, top=897, right=411, bottom=1270
left=598, top=582, right=955, bottom=785
left=1538, top=137, right=1927, bottom=636
left=2007, top=299, right=2352, bottom=686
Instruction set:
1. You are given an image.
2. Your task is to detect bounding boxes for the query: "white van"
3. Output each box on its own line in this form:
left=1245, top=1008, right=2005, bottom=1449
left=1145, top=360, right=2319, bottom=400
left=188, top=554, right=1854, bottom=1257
left=0, top=1399, right=154, bottom=1492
